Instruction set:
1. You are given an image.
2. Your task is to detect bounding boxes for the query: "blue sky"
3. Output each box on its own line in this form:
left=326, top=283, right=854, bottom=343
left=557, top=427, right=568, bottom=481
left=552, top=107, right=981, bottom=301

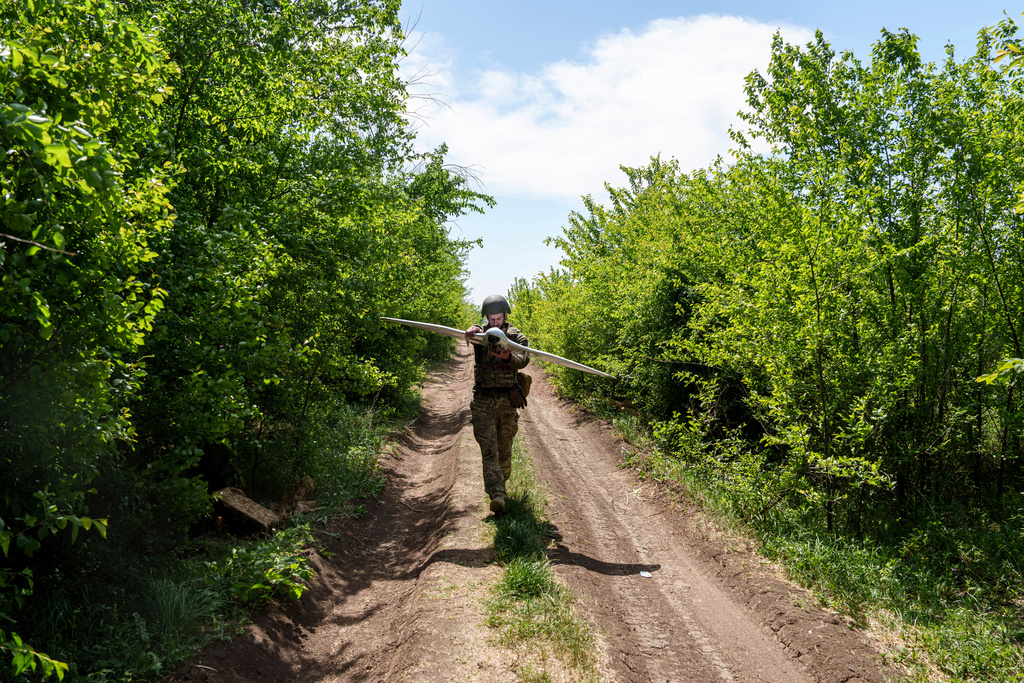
left=399, top=1, right=1017, bottom=305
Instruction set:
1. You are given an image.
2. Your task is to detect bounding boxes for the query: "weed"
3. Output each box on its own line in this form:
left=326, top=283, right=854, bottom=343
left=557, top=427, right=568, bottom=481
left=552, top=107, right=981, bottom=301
left=495, top=519, right=548, bottom=562
left=500, top=560, right=552, bottom=599
left=298, top=402, right=391, bottom=512
left=206, top=523, right=315, bottom=604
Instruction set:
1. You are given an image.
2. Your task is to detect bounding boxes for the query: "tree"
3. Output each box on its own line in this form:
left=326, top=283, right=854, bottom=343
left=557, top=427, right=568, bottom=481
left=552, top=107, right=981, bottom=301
left=2, top=0, right=491, bottom=676
left=1, top=0, right=173, bottom=673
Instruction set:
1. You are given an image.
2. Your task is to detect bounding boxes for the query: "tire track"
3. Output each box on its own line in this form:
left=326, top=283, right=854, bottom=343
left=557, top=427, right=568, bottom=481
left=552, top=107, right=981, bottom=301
left=521, top=369, right=895, bottom=683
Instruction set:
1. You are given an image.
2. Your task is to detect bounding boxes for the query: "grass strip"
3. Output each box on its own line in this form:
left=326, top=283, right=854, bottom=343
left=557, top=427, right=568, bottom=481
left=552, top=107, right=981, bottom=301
left=485, top=434, right=601, bottom=682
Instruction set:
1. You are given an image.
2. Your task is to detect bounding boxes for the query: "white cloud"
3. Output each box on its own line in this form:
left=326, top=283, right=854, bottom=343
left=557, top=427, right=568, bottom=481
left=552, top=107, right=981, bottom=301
left=404, top=15, right=813, bottom=200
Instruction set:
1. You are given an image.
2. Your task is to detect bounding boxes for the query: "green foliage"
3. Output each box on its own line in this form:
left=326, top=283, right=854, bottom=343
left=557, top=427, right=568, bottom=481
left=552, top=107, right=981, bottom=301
left=124, top=0, right=487, bottom=516
left=207, top=525, right=315, bottom=604
left=0, top=630, right=68, bottom=681
left=297, top=403, right=388, bottom=513
left=4, top=402, right=393, bottom=681
left=525, top=25, right=1024, bottom=527
left=1, top=0, right=173, bottom=672
left=978, top=358, right=1024, bottom=385
left=1, top=0, right=490, bottom=678
left=521, top=24, right=1024, bottom=681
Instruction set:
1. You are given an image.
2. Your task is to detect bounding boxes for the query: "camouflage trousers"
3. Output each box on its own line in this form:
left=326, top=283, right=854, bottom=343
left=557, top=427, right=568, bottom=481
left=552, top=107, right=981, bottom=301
left=470, top=391, right=519, bottom=500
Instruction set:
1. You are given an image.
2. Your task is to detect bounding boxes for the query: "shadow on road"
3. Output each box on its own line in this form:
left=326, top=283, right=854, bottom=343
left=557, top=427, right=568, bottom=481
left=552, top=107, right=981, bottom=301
left=549, top=543, right=661, bottom=576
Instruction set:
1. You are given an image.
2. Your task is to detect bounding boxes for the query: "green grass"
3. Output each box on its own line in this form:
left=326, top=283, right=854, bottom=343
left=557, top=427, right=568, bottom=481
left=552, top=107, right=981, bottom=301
left=484, top=435, right=602, bottom=682
left=146, top=577, right=224, bottom=647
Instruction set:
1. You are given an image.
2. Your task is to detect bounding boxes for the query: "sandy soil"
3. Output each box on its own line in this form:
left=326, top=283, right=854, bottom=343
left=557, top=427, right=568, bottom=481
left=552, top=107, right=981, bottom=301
left=168, top=344, right=901, bottom=682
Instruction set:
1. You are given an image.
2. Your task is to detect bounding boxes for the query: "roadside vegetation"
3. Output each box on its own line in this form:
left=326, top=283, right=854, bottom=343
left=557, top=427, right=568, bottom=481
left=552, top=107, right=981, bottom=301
left=0, top=0, right=488, bottom=679
left=607, top=408, right=1023, bottom=681
left=5, top=400, right=409, bottom=681
left=510, top=20, right=1024, bottom=683
left=485, top=436, right=601, bottom=682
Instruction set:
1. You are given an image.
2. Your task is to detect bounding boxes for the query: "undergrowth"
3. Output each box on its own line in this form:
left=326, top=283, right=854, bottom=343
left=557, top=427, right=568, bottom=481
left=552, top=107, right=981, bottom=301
left=485, top=435, right=601, bottom=682
left=588, top=397, right=1024, bottom=683
left=12, top=402, right=396, bottom=682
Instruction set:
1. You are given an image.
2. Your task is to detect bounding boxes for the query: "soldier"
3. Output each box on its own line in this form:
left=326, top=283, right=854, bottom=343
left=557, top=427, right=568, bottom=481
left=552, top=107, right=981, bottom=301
left=465, top=294, right=530, bottom=514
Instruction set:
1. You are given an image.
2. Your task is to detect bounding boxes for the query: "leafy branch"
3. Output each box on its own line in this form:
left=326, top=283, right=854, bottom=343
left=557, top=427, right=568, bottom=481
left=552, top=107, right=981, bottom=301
left=0, top=232, right=76, bottom=256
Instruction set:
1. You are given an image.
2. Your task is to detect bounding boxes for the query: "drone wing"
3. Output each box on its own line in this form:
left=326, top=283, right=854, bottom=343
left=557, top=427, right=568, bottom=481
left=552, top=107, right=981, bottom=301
left=381, top=317, right=615, bottom=379
left=380, top=317, right=486, bottom=345
left=481, top=327, right=616, bottom=379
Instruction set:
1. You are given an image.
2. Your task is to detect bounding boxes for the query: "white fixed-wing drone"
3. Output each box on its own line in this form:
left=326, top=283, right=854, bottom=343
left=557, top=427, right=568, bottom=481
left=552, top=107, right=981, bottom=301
left=380, top=317, right=615, bottom=379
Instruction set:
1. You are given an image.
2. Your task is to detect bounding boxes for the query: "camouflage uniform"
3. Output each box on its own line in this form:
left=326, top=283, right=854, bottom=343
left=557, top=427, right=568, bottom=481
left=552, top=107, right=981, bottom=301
left=471, top=322, right=529, bottom=502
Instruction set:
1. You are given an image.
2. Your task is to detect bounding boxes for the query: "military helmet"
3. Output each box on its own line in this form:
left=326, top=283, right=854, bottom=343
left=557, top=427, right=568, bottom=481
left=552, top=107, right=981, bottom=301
left=481, top=294, right=511, bottom=316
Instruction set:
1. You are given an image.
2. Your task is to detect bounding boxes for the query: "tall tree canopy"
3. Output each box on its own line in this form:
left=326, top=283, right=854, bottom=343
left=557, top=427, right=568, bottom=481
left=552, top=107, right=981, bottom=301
left=516, top=26, right=1024, bottom=543
left=1, top=0, right=488, bottom=676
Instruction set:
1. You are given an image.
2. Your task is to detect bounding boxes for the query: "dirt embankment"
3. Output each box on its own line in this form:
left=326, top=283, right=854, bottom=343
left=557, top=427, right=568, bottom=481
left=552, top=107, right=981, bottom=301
left=169, top=344, right=900, bottom=682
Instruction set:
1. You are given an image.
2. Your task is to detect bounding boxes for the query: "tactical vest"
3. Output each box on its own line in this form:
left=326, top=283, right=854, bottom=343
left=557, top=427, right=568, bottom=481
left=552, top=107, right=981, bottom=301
left=474, top=360, right=518, bottom=388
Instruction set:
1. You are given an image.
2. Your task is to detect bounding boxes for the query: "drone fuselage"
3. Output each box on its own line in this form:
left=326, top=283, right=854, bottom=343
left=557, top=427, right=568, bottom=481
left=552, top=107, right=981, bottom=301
left=482, top=327, right=510, bottom=353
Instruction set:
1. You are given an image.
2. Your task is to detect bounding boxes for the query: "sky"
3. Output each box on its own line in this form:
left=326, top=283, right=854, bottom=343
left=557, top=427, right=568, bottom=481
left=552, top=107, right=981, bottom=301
left=397, top=1, right=1018, bottom=305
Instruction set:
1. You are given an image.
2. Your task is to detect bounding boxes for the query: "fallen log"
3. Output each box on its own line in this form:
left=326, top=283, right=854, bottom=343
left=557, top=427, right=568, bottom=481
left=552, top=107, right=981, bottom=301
left=214, top=487, right=281, bottom=534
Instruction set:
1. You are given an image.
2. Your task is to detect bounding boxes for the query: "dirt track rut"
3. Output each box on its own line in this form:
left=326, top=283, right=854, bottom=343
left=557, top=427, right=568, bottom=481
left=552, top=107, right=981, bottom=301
left=170, top=344, right=899, bottom=682
left=523, top=375, right=895, bottom=682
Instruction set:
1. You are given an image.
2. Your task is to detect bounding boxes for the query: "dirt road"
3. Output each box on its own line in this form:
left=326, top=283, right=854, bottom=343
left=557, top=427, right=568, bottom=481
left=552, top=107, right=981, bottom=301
left=171, top=344, right=898, bottom=682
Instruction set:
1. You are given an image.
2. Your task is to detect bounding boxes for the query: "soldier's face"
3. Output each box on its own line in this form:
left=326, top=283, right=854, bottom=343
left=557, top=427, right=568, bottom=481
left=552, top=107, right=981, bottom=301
left=486, top=313, right=506, bottom=328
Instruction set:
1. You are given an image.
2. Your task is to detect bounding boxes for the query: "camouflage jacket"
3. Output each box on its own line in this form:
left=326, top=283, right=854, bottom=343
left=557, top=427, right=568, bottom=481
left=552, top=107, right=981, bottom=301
left=473, top=322, right=529, bottom=389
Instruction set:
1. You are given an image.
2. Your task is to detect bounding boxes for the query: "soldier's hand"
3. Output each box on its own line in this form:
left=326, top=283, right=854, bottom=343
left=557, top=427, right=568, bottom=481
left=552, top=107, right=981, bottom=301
left=489, top=348, right=511, bottom=360
left=465, top=324, right=483, bottom=342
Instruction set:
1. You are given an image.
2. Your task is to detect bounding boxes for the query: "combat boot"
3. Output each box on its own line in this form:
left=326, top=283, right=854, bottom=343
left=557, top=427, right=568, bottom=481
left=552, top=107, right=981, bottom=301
left=489, top=494, right=505, bottom=514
